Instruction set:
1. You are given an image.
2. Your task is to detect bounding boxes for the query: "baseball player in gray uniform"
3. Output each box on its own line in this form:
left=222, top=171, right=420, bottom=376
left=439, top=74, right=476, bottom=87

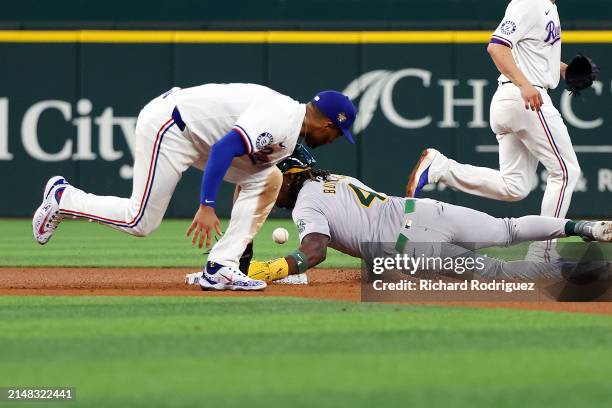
left=244, top=146, right=612, bottom=282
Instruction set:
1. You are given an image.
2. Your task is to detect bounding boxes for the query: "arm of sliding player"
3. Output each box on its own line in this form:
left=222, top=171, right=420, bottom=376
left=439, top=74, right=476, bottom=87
left=248, top=233, right=330, bottom=282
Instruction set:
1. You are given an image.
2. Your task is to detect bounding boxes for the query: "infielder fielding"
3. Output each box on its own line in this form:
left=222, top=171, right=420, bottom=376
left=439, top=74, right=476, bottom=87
left=406, top=0, right=598, bottom=220
left=243, top=146, right=612, bottom=283
left=32, top=84, right=357, bottom=291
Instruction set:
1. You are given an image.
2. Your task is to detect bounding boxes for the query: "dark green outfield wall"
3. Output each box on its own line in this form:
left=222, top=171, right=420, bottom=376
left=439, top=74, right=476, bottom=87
left=1, top=38, right=611, bottom=218
left=1, top=0, right=611, bottom=29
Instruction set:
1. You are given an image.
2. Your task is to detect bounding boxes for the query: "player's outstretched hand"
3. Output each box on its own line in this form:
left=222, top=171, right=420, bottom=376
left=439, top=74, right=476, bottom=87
left=186, top=205, right=223, bottom=249
left=521, top=84, right=544, bottom=111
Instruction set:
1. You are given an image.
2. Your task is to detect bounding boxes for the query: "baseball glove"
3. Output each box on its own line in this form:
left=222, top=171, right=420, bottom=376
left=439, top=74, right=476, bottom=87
left=565, top=54, right=600, bottom=95
left=248, top=258, right=289, bottom=282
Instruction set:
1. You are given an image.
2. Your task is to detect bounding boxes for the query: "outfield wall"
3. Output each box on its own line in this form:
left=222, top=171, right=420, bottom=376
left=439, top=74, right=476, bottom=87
left=1, top=0, right=611, bottom=29
left=1, top=31, right=611, bottom=218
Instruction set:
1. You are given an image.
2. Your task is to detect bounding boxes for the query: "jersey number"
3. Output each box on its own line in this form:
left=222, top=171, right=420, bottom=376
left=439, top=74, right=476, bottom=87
left=348, top=184, right=387, bottom=208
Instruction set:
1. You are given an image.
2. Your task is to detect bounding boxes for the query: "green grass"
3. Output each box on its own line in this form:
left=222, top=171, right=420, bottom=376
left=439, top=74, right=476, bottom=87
left=0, top=219, right=587, bottom=269
left=1, top=296, right=611, bottom=408
left=0, top=218, right=360, bottom=268
left=2, top=219, right=612, bottom=407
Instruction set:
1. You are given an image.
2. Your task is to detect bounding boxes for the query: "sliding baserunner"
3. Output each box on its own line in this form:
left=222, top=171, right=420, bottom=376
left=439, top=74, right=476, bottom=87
left=243, top=146, right=612, bottom=282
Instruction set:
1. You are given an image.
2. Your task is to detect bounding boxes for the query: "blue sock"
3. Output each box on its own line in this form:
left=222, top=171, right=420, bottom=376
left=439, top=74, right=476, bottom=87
left=206, top=261, right=222, bottom=274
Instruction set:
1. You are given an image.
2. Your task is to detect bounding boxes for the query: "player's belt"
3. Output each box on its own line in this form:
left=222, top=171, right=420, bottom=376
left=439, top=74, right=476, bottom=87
left=172, top=107, right=186, bottom=131
left=395, top=199, right=416, bottom=252
left=499, top=81, right=547, bottom=91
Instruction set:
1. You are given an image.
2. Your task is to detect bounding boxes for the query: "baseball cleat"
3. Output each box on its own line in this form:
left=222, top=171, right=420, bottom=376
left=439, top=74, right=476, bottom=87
left=185, top=271, right=203, bottom=285
left=32, top=176, right=69, bottom=245
left=199, top=263, right=267, bottom=291
left=580, top=221, right=612, bottom=243
left=406, top=148, right=441, bottom=198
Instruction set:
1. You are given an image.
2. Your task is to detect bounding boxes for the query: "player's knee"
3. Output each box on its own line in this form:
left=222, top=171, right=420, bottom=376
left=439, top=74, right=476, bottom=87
left=548, top=162, right=581, bottom=191
left=503, top=181, right=531, bottom=201
left=565, top=162, right=582, bottom=190
left=128, top=226, right=149, bottom=237
left=129, top=220, right=161, bottom=237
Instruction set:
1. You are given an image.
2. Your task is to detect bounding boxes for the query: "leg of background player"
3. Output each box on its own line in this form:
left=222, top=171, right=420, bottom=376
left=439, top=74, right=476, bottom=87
left=513, top=98, right=580, bottom=261
left=520, top=105, right=581, bottom=218
left=434, top=132, right=539, bottom=201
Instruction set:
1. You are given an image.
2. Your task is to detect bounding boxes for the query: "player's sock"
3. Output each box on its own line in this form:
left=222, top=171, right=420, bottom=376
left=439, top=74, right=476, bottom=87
left=205, top=261, right=223, bottom=275
left=239, top=242, right=254, bottom=274
left=565, top=220, right=596, bottom=240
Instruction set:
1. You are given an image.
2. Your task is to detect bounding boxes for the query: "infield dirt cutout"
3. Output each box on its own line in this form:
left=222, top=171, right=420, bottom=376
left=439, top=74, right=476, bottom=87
left=1, top=267, right=612, bottom=315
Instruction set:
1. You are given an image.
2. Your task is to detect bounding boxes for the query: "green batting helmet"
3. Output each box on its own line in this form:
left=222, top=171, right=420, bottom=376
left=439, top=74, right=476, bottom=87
left=277, top=143, right=317, bottom=174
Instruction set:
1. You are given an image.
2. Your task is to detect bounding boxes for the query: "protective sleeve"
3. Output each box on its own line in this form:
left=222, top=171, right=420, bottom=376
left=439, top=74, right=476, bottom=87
left=200, top=130, right=248, bottom=207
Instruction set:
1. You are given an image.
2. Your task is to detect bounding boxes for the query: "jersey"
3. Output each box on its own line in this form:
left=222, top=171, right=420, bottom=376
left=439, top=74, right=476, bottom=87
left=291, top=174, right=406, bottom=258
left=491, top=0, right=562, bottom=89
left=170, top=83, right=306, bottom=166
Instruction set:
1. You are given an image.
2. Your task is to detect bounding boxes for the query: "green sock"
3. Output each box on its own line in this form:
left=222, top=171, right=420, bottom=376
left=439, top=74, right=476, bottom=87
left=564, top=220, right=577, bottom=236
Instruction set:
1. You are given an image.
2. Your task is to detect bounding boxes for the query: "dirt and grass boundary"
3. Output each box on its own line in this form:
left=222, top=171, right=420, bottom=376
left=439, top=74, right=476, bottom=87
left=2, top=267, right=612, bottom=315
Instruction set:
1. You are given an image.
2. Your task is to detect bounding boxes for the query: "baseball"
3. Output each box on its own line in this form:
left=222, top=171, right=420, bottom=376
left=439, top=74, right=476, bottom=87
left=272, top=227, right=289, bottom=244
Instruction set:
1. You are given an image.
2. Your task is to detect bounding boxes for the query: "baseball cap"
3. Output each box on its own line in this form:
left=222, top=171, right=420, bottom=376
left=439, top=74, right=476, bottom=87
left=311, top=90, right=357, bottom=144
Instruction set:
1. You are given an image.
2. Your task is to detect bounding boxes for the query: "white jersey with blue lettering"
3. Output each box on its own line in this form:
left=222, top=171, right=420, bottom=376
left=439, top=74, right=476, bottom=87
left=491, top=0, right=561, bottom=89
left=170, top=83, right=306, bottom=166
left=428, top=0, right=580, bottom=229
left=58, top=84, right=300, bottom=271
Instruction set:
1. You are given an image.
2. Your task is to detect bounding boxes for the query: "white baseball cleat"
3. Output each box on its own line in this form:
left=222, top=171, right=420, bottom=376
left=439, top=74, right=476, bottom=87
left=199, top=263, right=267, bottom=291
left=591, top=221, right=612, bottom=243
left=185, top=271, right=203, bottom=285
left=405, top=148, right=444, bottom=198
left=32, top=176, right=69, bottom=245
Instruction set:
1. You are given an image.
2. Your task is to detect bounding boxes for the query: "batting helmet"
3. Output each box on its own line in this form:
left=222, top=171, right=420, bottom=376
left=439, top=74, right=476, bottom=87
left=277, top=144, right=317, bottom=174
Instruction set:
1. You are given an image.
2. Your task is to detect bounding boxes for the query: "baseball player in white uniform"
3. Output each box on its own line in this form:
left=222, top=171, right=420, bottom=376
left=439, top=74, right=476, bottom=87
left=32, top=84, right=357, bottom=291
left=406, top=0, right=578, bottom=258
left=238, top=147, right=612, bottom=283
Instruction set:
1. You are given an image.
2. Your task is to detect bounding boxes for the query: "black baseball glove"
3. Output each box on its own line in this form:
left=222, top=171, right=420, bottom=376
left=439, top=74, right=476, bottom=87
left=565, top=54, right=600, bottom=95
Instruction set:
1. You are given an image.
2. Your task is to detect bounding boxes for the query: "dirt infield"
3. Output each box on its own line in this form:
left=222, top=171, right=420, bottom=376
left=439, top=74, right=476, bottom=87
left=0, top=267, right=361, bottom=300
left=1, top=267, right=612, bottom=315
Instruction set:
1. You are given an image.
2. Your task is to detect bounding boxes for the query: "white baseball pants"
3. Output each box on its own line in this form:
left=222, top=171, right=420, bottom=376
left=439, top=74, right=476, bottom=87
left=438, top=83, right=581, bottom=218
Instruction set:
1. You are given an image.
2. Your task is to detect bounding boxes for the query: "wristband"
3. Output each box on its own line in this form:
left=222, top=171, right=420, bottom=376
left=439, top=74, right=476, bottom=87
left=288, top=249, right=308, bottom=274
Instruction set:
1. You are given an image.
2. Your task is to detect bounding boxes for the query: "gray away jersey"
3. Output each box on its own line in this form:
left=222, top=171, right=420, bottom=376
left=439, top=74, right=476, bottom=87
left=291, top=175, right=406, bottom=258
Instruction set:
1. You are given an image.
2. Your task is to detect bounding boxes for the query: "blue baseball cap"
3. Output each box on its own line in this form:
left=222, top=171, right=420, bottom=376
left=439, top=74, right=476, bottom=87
left=311, top=90, right=357, bottom=144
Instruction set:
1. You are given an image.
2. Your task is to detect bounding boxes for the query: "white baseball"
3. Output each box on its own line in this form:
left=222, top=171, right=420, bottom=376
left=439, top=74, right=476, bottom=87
left=272, top=227, right=289, bottom=244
